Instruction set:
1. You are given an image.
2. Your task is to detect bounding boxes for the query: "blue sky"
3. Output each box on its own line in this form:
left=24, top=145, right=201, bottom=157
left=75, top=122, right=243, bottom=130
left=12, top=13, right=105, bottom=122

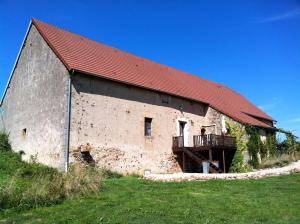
left=0, top=0, right=299, bottom=138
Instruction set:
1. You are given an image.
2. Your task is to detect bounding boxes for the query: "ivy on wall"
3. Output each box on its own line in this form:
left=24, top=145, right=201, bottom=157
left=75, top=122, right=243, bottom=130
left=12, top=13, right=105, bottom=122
left=245, top=125, right=263, bottom=168
left=225, top=119, right=249, bottom=172
left=226, top=119, right=298, bottom=172
left=264, top=134, right=277, bottom=157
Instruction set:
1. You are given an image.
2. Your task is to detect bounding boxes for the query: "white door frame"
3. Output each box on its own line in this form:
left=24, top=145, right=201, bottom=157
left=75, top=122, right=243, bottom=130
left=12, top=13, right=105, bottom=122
left=176, top=118, right=189, bottom=147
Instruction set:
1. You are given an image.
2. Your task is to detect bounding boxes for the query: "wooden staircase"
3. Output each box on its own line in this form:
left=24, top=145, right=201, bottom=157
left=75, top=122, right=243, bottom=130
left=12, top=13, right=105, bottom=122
left=182, top=147, right=223, bottom=173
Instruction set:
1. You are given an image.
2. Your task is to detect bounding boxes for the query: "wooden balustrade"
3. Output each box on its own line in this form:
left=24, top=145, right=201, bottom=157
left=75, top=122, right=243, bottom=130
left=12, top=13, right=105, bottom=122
left=172, top=136, right=184, bottom=151
left=193, top=134, right=236, bottom=147
left=172, top=134, right=236, bottom=151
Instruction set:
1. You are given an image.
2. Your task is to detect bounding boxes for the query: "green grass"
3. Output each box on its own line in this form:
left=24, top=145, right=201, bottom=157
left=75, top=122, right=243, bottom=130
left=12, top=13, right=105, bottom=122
left=1, top=174, right=300, bottom=224
left=0, top=149, right=102, bottom=211
left=1, top=131, right=300, bottom=223
left=0, top=150, right=65, bottom=210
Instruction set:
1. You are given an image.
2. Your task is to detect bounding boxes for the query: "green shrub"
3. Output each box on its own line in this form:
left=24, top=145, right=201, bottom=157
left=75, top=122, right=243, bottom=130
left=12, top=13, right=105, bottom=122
left=0, top=131, right=11, bottom=152
left=296, top=141, right=300, bottom=152
left=229, top=150, right=243, bottom=172
left=100, top=169, right=122, bottom=179
left=0, top=151, right=24, bottom=174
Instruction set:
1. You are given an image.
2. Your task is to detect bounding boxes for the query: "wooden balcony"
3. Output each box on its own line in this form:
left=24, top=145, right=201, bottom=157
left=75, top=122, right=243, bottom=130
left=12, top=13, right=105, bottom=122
left=172, top=134, right=236, bottom=152
left=193, top=134, right=236, bottom=148
left=172, top=134, right=237, bottom=173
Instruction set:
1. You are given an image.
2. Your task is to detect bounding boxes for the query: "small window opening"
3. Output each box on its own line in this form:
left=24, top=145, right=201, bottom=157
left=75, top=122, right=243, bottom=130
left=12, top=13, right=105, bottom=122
left=201, top=128, right=206, bottom=135
left=179, top=121, right=186, bottom=137
left=22, top=128, right=27, bottom=137
left=161, top=95, right=169, bottom=104
left=144, top=117, right=152, bottom=136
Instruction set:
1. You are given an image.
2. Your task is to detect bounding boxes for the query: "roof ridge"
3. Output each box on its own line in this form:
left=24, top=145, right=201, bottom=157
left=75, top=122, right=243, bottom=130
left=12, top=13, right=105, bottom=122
left=31, top=18, right=224, bottom=87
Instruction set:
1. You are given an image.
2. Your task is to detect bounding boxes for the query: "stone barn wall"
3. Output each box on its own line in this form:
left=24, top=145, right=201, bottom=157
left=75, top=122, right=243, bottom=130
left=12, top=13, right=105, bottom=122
left=69, top=73, right=223, bottom=174
left=0, top=23, right=273, bottom=174
left=0, top=25, right=69, bottom=170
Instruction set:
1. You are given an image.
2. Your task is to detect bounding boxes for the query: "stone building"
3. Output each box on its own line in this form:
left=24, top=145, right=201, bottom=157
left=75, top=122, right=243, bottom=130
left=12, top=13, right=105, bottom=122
left=0, top=19, right=275, bottom=174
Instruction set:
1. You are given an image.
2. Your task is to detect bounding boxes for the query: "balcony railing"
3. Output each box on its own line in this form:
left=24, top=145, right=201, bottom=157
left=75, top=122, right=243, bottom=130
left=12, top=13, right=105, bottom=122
left=172, top=134, right=236, bottom=151
left=193, top=134, right=236, bottom=147
left=172, top=136, right=184, bottom=148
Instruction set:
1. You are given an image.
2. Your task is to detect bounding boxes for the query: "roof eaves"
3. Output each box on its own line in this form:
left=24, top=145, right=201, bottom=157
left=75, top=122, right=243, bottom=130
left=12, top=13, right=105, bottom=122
left=71, top=68, right=210, bottom=106
left=213, top=107, right=274, bottom=129
left=242, top=111, right=274, bottom=122
left=242, top=113, right=275, bottom=129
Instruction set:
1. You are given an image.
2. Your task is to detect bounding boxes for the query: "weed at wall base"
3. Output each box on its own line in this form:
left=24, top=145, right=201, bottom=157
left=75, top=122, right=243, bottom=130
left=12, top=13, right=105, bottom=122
left=0, top=132, right=104, bottom=211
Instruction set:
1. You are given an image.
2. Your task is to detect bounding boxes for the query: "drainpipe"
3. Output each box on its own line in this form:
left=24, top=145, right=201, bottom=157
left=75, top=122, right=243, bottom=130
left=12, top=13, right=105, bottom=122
left=65, top=70, right=73, bottom=172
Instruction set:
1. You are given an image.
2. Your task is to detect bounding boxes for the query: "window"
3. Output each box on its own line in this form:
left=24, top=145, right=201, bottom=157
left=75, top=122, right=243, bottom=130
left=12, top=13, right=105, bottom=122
left=144, top=117, right=152, bottom=136
left=160, top=94, right=169, bottom=104
left=22, top=128, right=27, bottom=137
left=179, top=121, right=186, bottom=137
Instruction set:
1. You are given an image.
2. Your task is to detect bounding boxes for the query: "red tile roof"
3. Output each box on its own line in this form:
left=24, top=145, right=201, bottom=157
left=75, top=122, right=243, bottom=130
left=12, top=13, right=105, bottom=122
left=32, top=19, right=274, bottom=128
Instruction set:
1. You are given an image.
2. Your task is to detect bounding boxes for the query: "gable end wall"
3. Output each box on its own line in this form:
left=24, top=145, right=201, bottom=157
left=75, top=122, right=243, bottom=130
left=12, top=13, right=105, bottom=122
left=0, top=25, right=69, bottom=170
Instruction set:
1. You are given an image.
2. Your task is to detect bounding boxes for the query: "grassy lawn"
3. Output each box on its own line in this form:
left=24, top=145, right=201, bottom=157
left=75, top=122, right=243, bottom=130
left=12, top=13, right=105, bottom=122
left=1, top=174, right=300, bottom=224
left=1, top=133, right=300, bottom=224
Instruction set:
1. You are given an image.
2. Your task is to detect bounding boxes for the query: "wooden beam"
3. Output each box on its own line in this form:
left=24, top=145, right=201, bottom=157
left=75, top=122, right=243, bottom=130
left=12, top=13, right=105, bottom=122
left=182, top=148, right=203, bottom=165
left=209, top=149, right=212, bottom=161
left=182, top=148, right=222, bottom=173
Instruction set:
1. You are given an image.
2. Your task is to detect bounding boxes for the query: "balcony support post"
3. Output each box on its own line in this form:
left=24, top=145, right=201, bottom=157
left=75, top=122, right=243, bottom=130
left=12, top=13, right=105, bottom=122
left=222, top=149, right=226, bottom=172
left=182, top=152, right=186, bottom=172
